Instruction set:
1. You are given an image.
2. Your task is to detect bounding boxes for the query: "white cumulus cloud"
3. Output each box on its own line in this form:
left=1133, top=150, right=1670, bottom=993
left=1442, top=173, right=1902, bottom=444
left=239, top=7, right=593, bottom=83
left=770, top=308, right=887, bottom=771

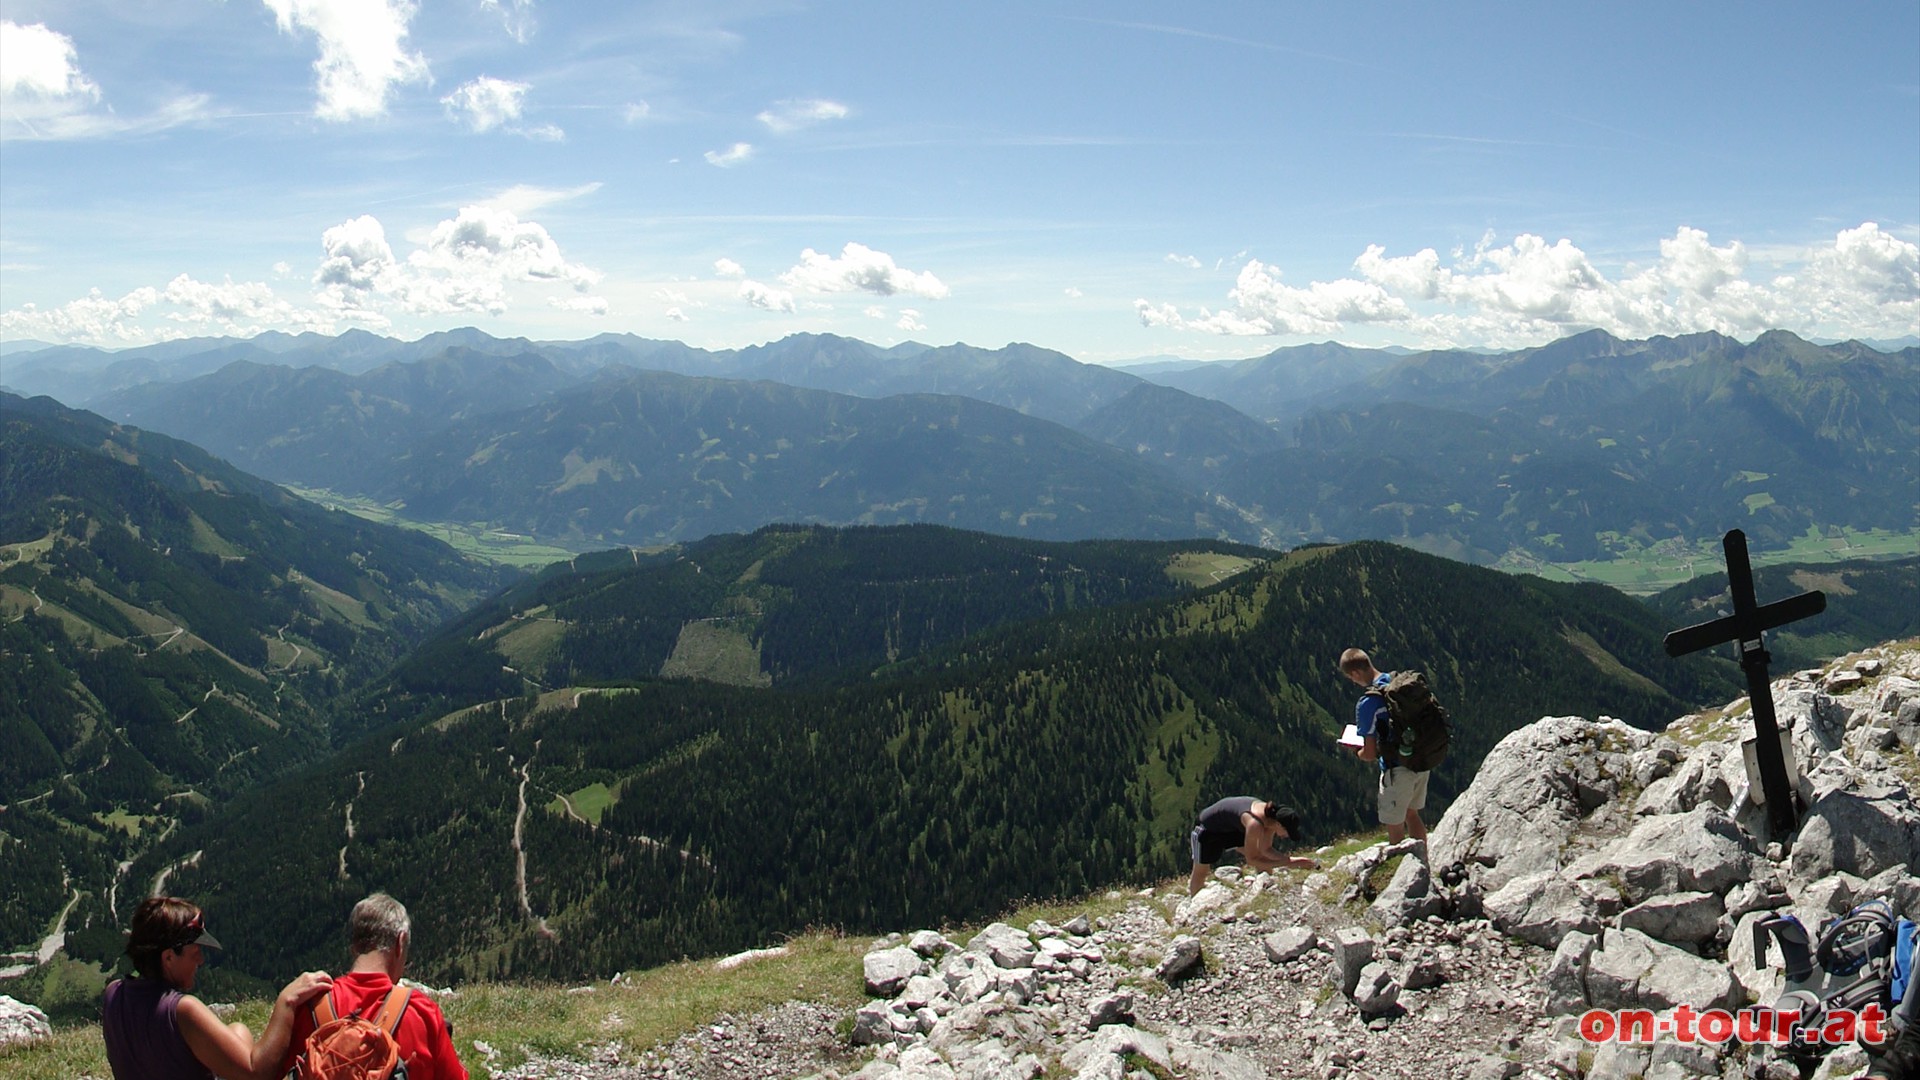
left=263, top=0, right=430, bottom=121
left=757, top=98, right=848, bottom=133
left=1, top=21, right=99, bottom=101
left=4, top=205, right=607, bottom=344
left=441, top=76, right=563, bottom=139
left=896, top=309, right=926, bottom=333
left=779, top=242, right=949, bottom=300
left=713, top=258, right=746, bottom=279
left=312, top=205, right=600, bottom=318
left=1165, top=254, right=1202, bottom=270
left=0, top=275, right=335, bottom=343
left=1140, top=224, right=1920, bottom=348
left=316, top=214, right=399, bottom=298
left=705, top=142, right=754, bottom=167
left=443, top=76, right=525, bottom=132
left=738, top=279, right=796, bottom=313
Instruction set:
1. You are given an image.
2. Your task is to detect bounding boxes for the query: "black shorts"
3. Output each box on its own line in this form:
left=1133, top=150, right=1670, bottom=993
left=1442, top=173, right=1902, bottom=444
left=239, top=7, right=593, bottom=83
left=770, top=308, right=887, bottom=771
left=1189, top=825, right=1239, bottom=866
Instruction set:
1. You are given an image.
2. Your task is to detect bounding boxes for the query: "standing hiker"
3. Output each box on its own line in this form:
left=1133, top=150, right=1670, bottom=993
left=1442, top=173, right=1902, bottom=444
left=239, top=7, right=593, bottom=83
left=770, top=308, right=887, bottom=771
left=1340, top=648, right=1431, bottom=845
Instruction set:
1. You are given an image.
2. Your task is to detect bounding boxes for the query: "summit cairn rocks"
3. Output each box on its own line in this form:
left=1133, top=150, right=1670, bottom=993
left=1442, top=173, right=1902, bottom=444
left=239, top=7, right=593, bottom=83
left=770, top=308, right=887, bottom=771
left=1428, top=716, right=1653, bottom=896
left=1584, top=927, right=1742, bottom=1012
left=865, top=946, right=927, bottom=997
left=967, top=923, right=1038, bottom=970
left=1567, top=805, right=1757, bottom=903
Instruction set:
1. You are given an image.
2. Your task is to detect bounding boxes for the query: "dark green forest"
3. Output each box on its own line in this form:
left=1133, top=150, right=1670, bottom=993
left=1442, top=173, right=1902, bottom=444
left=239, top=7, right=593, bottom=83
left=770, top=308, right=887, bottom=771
left=0, top=395, right=508, bottom=958
left=146, top=542, right=1743, bottom=987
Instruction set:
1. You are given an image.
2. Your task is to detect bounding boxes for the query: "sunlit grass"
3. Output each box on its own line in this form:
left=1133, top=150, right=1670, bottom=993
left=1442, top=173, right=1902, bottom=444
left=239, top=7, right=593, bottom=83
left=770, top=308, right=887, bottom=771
left=1497, top=526, right=1919, bottom=595
left=280, top=485, right=580, bottom=569
left=0, top=829, right=1406, bottom=1080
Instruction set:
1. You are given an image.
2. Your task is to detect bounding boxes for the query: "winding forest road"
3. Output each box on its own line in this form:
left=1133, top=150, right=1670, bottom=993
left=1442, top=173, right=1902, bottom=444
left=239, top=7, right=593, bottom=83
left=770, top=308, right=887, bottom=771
left=339, top=772, right=366, bottom=880
left=511, top=743, right=555, bottom=938
left=0, top=886, right=78, bottom=979
left=151, top=850, right=203, bottom=898
left=4, top=587, right=45, bottom=623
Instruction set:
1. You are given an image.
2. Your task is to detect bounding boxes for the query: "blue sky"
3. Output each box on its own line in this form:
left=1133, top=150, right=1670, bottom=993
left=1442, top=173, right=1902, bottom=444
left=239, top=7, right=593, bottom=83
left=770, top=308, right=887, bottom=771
left=2, top=1, right=1916, bottom=361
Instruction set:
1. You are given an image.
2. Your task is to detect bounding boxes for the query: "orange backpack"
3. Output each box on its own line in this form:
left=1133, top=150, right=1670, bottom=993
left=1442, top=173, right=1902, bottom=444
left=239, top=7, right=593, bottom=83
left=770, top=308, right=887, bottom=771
left=291, top=986, right=411, bottom=1080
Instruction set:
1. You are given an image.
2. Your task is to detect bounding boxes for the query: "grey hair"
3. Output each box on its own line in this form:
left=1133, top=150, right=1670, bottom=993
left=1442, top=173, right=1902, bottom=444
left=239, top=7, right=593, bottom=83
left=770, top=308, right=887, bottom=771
left=347, top=893, right=410, bottom=957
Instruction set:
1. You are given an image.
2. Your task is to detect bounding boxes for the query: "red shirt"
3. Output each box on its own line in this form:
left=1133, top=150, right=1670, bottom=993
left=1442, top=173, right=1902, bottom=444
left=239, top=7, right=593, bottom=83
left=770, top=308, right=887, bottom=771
left=283, top=972, right=468, bottom=1080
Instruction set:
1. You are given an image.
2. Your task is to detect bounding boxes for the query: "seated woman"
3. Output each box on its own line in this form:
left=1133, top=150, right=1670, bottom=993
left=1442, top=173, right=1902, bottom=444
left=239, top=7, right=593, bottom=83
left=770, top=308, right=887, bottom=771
left=102, top=896, right=331, bottom=1080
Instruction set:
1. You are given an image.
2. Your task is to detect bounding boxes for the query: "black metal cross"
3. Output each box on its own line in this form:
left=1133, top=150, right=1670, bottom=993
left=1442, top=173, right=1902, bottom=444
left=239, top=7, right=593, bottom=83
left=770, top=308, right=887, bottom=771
left=1663, top=529, right=1826, bottom=838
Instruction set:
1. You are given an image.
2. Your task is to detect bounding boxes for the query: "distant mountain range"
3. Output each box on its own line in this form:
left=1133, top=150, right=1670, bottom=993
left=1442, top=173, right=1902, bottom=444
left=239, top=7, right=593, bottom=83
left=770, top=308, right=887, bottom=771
left=10, top=327, right=1917, bottom=563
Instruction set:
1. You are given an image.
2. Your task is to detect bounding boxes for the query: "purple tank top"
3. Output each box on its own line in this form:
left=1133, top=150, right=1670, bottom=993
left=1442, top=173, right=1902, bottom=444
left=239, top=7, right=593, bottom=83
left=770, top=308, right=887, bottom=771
left=102, top=978, right=214, bottom=1080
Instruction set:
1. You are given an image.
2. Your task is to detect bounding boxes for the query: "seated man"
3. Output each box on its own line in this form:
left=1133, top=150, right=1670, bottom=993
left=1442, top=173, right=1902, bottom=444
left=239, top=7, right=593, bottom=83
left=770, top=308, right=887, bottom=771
left=282, top=893, right=467, bottom=1080
left=1187, top=796, right=1316, bottom=895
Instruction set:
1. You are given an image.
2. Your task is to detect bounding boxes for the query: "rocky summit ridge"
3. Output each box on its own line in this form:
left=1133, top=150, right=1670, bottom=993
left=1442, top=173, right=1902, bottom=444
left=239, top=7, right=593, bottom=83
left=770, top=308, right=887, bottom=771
left=523, top=640, right=1918, bottom=1080
left=477, top=641, right=1920, bottom=1080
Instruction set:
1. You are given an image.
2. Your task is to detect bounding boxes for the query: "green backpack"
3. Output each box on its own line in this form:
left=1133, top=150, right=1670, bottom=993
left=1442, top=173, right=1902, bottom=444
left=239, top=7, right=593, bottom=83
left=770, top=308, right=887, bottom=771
left=1370, top=671, right=1451, bottom=772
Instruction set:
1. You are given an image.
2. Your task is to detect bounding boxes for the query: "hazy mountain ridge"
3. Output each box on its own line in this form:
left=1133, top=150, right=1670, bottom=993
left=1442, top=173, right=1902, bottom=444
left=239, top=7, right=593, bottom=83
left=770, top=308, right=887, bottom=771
left=356, top=371, right=1252, bottom=546
left=24, top=326, right=1920, bottom=563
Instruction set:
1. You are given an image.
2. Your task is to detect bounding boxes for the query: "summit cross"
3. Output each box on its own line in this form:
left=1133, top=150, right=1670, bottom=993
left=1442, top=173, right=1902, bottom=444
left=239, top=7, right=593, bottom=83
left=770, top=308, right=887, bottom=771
left=1662, top=529, right=1826, bottom=838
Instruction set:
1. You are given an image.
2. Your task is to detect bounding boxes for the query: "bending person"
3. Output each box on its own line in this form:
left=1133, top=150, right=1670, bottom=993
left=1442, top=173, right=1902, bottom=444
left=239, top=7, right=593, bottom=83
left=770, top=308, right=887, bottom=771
left=102, top=896, right=331, bottom=1080
left=1188, top=796, right=1316, bottom=895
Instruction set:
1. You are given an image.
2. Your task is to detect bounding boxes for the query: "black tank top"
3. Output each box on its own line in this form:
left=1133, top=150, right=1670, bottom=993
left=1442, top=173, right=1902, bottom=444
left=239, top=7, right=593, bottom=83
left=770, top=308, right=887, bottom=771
left=1197, top=796, right=1256, bottom=835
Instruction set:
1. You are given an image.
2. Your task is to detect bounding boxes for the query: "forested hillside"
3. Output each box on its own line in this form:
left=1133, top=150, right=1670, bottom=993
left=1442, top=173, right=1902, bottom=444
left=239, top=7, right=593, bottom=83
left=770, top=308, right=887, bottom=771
left=145, top=540, right=1741, bottom=989
left=0, top=393, right=510, bottom=963
left=1647, top=554, right=1920, bottom=671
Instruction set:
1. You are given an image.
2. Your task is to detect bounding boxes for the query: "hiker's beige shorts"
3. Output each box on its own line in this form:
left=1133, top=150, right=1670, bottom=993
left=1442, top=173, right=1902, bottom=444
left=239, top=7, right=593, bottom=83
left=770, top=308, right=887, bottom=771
left=1377, top=765, right=1429, bottom=824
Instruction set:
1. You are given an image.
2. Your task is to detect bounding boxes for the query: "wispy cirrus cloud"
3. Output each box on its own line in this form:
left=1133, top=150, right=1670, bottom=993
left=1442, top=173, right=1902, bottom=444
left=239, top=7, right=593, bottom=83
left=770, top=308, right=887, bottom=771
left=704, top=142, right=754, bottom=167
left=480, top=0, right=537, bottom=43
left=1137, top=223, right=1920, bottom=348
left=1, top=20, right=212, bottom=141
left=757, top=98, right=847, bottom=134
left=476, top=182, right=602, bottom=217
left=262, top=0, right=430, bottom=121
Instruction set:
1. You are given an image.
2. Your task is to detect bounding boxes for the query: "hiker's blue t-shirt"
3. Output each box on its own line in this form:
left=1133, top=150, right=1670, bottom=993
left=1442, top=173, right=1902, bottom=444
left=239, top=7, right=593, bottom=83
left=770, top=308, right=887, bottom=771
left=1355, top=672, right=1392, bottom=772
